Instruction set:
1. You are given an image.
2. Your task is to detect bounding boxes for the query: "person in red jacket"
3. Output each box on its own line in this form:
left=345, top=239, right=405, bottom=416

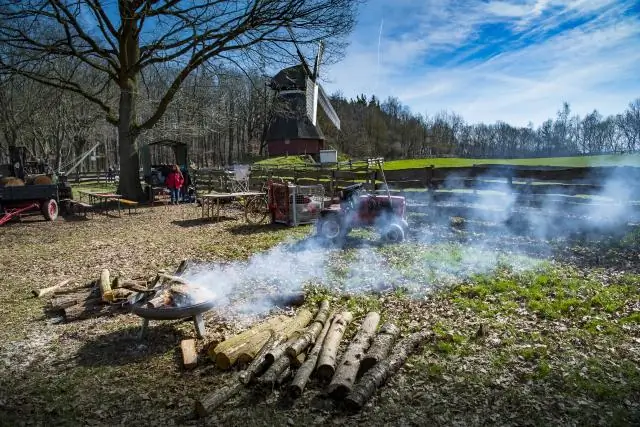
left=165, top=164, right=184, bottom=204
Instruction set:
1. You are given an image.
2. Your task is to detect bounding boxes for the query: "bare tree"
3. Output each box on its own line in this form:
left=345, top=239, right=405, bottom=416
left=0, top=0, right=358, bottom=198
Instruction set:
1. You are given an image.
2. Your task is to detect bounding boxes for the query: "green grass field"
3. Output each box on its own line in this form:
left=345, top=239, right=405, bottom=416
left=255, top=154, right=640, bottom=170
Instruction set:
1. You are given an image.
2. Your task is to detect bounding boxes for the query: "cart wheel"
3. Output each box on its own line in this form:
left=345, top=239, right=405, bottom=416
left=42, top=198, right=59, bottom=221
left=245, top=197, right=269, bottom=224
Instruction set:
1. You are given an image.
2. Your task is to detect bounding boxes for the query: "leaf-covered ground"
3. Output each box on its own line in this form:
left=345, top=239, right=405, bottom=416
left=0, top=199, right=638, bottom=426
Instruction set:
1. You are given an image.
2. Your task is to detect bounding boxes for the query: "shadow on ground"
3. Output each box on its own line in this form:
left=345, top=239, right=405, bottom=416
left=75, top=323, right=188, bottom=367
left=172, top=216, right=237, bottom=227
left=228, top=222, right=289, bottom=235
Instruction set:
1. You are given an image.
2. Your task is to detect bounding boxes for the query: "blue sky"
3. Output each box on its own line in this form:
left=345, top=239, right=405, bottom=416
left=322, top=0, right=640, bottom=126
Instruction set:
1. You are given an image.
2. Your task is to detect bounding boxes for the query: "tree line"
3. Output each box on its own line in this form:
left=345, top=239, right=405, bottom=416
left=2, top=68, right=638, bottom=172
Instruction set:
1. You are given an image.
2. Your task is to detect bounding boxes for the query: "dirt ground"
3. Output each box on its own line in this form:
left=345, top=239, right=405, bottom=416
left=0, top=202, right=638, bottom=426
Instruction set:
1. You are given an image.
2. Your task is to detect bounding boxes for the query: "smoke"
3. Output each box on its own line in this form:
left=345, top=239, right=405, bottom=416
left=175, top=166, right=636, bottom=317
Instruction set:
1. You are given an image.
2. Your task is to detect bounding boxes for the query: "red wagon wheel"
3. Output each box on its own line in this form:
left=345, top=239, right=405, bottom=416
left=41, top=198, right=59, bottom=221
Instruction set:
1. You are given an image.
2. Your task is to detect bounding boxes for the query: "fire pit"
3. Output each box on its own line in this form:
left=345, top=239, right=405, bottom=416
left=129, top=273, right=216, bottom=338
left=131, top=299, right=217, bottom=338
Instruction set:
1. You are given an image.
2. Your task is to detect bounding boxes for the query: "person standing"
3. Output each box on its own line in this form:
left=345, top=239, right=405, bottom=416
left=165, top=164, right=184, bottom=205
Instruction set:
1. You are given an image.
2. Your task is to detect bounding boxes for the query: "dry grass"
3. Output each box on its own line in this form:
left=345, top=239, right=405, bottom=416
left=0, top=202, right=638, bottom=426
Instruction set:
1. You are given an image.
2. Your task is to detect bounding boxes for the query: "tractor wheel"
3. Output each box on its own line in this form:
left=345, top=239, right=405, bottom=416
left=42, top=198, right=59, bottom=221
left=317, top=215, right=345, bottom=241
left=382, top=223, right=405, bottom=243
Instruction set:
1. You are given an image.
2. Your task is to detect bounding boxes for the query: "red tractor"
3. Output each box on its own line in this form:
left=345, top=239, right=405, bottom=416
left=316, top=157, right=409, bottom=243
left=316, top=182, right=409, bottom=243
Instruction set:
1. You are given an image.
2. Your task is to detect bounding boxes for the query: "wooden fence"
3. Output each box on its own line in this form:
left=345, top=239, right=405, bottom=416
left=193, top=164, right=640, bottom=197
left=71, top=164, right=640, bottom=208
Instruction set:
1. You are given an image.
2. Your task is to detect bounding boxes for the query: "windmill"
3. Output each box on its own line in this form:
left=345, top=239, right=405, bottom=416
left=264, top=26, right=341, bottom=158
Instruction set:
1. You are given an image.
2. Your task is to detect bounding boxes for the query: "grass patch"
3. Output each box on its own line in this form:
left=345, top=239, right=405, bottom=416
left=1, top=205, right=639, bottom=426
left=383, top=154, right=640, bottom=170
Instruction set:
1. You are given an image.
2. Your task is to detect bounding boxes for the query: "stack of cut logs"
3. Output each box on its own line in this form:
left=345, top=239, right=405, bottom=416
left=37, top=260, right=200, bottom=321
left=196, top=300, right=433, bottom=417
left=36, top=269, right=133, bottom=321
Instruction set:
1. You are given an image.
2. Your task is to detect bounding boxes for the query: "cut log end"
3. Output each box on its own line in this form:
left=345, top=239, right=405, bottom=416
left=181, top=339, right=198, bottom=370
left=316, top=364, right=335, bottom=381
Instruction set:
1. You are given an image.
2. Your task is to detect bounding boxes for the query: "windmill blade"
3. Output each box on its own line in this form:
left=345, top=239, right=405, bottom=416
left=313, top=41, right=324, bottom=81
left=317, top=84, right=340, bottom=130
left=285, top=25, right=312, bottom=77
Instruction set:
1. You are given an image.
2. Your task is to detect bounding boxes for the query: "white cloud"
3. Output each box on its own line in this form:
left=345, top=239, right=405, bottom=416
left=324, top=0, right=639, bottom=126
left=485, top=1, right=533, bottom=18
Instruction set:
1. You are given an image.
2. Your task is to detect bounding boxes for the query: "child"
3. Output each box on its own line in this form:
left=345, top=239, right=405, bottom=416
left=165, top=164, right=184, bottom=205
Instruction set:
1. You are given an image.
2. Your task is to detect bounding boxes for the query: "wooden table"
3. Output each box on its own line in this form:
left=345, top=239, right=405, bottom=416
left=78, top=190, right=123, bottom=216
left=201, top=191, right=265, bottom=222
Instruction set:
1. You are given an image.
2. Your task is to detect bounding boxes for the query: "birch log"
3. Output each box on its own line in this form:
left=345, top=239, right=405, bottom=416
left=344, top=330, right=432, bottom=410
left=316, top=311, right=353, bottom=381
left=327, top=312, right=380, bottom=398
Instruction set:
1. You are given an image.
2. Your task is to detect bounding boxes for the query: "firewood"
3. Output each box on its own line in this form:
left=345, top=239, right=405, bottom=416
left=237, top=333, right=290, bottom=367
left=344, top=330, right=433, bottom=410
left=31, top=279, right=73, bottom=298
left=50, top=291, right=97, bottom=311
left=113, top=278, right=148, bottom=292
left=111, top=288, right=134, bottom=300
left=196, top=332, right=274, bottom=417
left=257, top=354, right=292, bottom=387
left=276, top=367, right=292, bottom=386
left=181, top=339, right=198, bottom=370
left=99, top=269, right=113, bottom=302
left=285, top=300, right=330, bottom=358
left=239, top=331, right=283, bottom=385
left=288, top=310, right=335, bottom=397
left=359, top=322, right=400, bottom=376
left=327, top=312, right=380, bottom=398
left=158, top=273, right=190, bottom=284
left=195, top=376, right=243, bottom=418
left=214, top=309, right=313, bottom=370
left=290, top=351, right=306, bottom=369
left=209, top=315, right=289, bottom=367
left=146, top=292, right=169, bottom=308
left=62, top=299, right=107, bottom=322
left=175, top=259, right=191, bottom=275
left=258, top=352, right=304, bottom=388
left=316, top=311, right=353, bottom=381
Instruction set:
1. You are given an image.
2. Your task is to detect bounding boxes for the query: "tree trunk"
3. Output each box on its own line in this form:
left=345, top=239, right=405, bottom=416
left=288, top=310, right=335, bottom=397
left=116, top=87, right=144, bottom=201
left=327, top=311, right=380, bottom=398
left=116, top=6, right=144, bottom=201
left=359, top=322, right=400, bottom=376
left=316, top=311, right=353, bottom=381
left=344, top=330, right=432, bottom=410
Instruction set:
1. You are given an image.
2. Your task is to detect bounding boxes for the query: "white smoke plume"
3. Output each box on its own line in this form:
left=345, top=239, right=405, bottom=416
left=177, top=166, right=637, bottom=317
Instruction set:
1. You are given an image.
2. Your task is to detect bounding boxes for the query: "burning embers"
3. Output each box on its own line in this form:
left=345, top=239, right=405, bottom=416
left=143, top=274, right=214, bottom=309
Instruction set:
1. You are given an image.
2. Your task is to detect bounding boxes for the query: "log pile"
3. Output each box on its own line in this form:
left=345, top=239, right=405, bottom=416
left=38, top=260, right=203, bottom=323
left=195, top=302, right=433, bottom=418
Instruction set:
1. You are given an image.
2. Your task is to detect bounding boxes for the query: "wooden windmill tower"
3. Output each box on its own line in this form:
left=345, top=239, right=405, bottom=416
left=265, top=27, right=341, bottom=158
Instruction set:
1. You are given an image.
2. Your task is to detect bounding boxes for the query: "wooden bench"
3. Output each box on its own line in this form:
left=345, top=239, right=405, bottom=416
left=116, top=198, right=139, bottom=214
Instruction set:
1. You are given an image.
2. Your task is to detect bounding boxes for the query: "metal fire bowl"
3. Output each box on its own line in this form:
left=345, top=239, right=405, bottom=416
left=130, top=299, right=217, bottom=321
